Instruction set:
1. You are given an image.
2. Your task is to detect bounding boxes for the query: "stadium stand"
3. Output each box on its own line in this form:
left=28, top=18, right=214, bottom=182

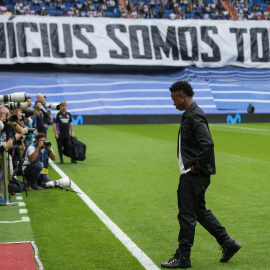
left=0, top=68, right=269, bottom=115
left=0, top=0, right=269, bottom=19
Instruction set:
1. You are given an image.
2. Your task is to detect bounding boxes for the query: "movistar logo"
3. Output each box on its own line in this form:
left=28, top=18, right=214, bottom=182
left=227, top=114, right=241, bottom=124
left=72, top=115, right=83, bottom=126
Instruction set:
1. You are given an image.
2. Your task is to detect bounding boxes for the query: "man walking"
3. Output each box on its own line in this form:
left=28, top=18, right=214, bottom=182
left=53, top=101, right=77, bottom=164
left=161, top=81, right=241, bottom=269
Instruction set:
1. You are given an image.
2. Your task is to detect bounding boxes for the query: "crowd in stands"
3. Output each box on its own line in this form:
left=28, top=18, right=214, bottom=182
left=232, top=0, right=270, bottom=20
left=0, top=0, right=120, bottom=17
left=0, top=0, right=270, bottom=19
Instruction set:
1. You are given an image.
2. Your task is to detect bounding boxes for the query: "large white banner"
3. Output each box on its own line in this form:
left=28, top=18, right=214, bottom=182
left=0, top=16, right=270, bottom=68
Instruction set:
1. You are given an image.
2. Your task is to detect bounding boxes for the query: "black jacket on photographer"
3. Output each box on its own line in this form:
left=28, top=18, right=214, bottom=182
left=178, top=102, right=215, bottom=176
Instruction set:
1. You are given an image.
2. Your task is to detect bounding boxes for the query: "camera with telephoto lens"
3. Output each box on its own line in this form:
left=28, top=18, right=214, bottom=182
left=42, top=177, right=71, bottom=188
left=22, top=107, right=34, bottom=117
left=24, top=128, right=37, bottom=138
left=44, top=141, right=51, bottom=147
left=6, top=113, right=18, bottom=123
left=0, top=92, right=26, bottom=103
left=28, top=128, right=37, bottom=134
left=44, top=103, right=60, bottom=110
left=4, top=102, right=28, bottom=110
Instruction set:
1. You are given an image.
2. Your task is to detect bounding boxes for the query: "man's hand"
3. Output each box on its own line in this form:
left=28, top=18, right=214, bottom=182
left=0, top=114, right=6, bottom=122
left=37, top=140, right=44, bottom=149
left=55, top=134, right=59, bottom=139
left=7, top=121, right=16, bottom=127
left=45, top=145, right=52, bottom=152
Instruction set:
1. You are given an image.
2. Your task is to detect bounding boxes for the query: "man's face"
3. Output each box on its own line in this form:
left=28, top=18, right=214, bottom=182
left=16, top=110, right=22, bottom=121
left=171, top=91, right=185, bottom=111
left=0, top=107, right=9, bottom=122
left=34, top=108, right=41, bottom=116
left=60, top=103, right=67, bottom=113
left=26, top=98, right=32, bottom=107
left=38, top=137, right=46, bottom=148
left=37, top=94, right=46, bottom=104
left=36, top=102, right=42, bottom=108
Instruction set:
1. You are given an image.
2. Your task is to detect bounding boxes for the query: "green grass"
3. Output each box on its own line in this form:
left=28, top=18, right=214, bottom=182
left=1, top=123, right=270, bottom=269
left=0, top=203, right=34, bottom=243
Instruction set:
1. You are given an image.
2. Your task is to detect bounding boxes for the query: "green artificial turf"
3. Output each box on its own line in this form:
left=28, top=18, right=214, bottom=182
left=0, top=202, right=34, bottom=243
left=2, top=123, right=270, bottom=269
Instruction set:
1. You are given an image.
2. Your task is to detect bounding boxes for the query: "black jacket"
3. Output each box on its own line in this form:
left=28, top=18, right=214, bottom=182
left=178, top=102, right=216, bottom=176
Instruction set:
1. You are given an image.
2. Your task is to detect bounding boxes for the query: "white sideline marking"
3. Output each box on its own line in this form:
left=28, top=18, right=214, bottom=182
left=49, top=160, right=160, bottom=270
left=18, top=202, right=26, bottom=207
left=19, top=209, right=28, bottom=214
left=0, top=216, right=30, bottom=223
left=213, top=125, right=269, bottom=131
left=31, top=241, right=44, bottom=270
left=16, top=196, right=23, bottom=200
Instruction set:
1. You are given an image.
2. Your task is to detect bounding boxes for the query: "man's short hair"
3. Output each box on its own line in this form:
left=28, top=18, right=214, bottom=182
left=26, top=97, right=32, bottom=100
left=60, top=101, right=67, bottom=106
left=169, top=81, right=194, bottom=97
left=35, top=101, right=41, bottom=105
left=36, top=133, right=46, bottom=141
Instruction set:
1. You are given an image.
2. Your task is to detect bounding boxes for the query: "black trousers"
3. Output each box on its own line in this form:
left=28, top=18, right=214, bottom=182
left=176, top=172, right=230, bottom=256
left=56, top=137, right=75, bottom=163
left=24, top=163, right=51, bottom=186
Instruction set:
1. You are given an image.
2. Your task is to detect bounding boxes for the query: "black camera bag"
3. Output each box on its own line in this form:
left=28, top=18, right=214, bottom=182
left=9, top=177, right=25, bottom=194
left=63, top=137, right=86, bottom=161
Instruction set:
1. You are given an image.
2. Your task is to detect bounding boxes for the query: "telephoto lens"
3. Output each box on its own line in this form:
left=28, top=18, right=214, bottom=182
left=43, top=178, right=71, bottom=188
left=45, top=103, right=60, bottom=110
left=22, top=107, right=34, bottom=117
left=4, top=102, right=28, bottom=110
left=0, top=92, right=26, bottom=103
left=28, top=128, right=37, bottom=135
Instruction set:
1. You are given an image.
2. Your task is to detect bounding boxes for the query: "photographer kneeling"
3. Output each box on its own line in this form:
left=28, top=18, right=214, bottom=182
left=22, top=133, right=56, bottom=190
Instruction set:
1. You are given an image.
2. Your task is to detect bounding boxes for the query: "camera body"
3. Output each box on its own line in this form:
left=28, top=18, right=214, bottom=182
left=6, top=113, right=18, bottom=123
left=22, top=107, right=34, bottom=117
left=28, top=128, right=37, bottom=135
left=44, top=141, right=51, bottom=147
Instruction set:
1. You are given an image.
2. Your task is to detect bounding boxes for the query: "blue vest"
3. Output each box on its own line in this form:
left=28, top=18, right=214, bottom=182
left=33, top=143, right=49, bottom=174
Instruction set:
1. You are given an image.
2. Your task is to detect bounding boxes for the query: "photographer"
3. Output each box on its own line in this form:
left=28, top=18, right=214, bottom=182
left=0, top=105, right=22, bottom=199
left=26, top=97, right=32, bottom=107
left=53, top=101, right=77, bottom=164
left=32, top=105, right=45, bottom=134
left=15, top=109, right=29, bottom=135
left=35, top=99, right=50, bottom=134
left=37, top=93, right=52, bottom=127
left=22, top=133, right=56, bottom=190
left=12, top=115, right=36, bottom=175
